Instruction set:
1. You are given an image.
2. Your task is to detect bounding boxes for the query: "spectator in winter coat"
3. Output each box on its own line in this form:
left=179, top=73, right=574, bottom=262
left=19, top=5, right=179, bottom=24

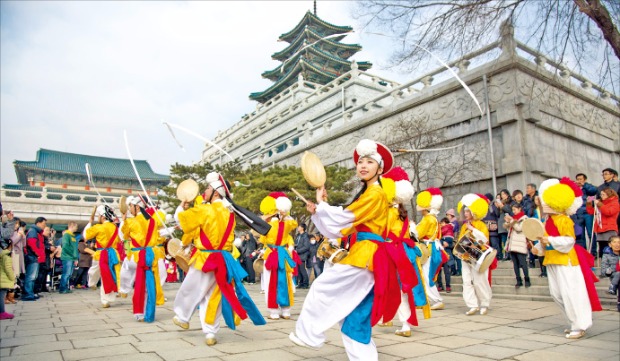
left=294, top=224, right=310, bottom=289
left=601, top=236, right=619, bottom=295
left=22, top=217, right=47, bottom=301
left=573, top=173, right=599, bottom=249
left=504, top=203, right=530, bottom=288
left=592, top=189, right=620, bottom=258
left=494, top=190, right=513, bottom=260
left=306, top=234, right=324, bottom=282
left=484, top=193, right=501, bottom=260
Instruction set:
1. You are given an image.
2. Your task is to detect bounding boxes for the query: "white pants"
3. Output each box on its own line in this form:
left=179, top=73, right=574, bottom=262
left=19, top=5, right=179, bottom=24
left=547, top=264, right=592, bottom=331
left=295, top=263, right=377, bottom=361
left=88, top=260, right=117, bottom=305
left=422, top=260, right=443, bottom=304
left=461, top=262, right=491, bottom=308
left=173, top=267, right=221, bottom=335
left=263, top=268, right=291, bottom=317
left=396, top=292, right=413, bottom=331
left=119, top=258, right=167, bottom=294
left=120, top=259, right=137, bottom=294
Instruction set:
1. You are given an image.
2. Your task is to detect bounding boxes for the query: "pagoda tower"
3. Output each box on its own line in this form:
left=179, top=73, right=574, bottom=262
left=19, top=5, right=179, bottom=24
left=249, top=11, right=372, bottom=103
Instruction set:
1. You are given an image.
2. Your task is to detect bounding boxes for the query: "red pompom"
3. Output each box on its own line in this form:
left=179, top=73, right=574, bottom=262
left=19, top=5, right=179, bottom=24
left=383, top=167, right=409, bottom=182
left=559, top=177, right=582, bottom=197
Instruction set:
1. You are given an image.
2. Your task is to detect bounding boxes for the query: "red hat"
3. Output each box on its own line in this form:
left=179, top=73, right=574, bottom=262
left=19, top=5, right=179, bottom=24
left=353, top=139, right=394, bottom=174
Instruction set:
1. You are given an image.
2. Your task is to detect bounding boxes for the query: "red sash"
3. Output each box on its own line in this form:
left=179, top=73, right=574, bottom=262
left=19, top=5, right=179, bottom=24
left=133, top=218, right=156, bottom=315
left=266, top=221, right=287, bottom=308
left=98, top=226, right=119, bottom=294
left=199, top=213, right=248, bottom=319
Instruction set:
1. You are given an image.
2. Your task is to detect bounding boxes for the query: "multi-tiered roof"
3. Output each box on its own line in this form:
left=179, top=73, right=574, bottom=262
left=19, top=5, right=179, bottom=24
left=250, top=11, right=372, bottom=103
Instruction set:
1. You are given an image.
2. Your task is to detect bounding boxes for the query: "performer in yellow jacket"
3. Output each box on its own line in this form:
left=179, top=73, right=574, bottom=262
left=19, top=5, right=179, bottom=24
left=173, top=172, right=265, bottom=346
left=457, top=194, right=492, bottom=316
left=84, top=205, right=121, bottom=308
left=120, top=195, right=166, bottom=322
left=259, top=192, right=298, bottom=320
left=532, top=178, right=601, bottom=339
left=290, top=139, right=396, bottom=361
left=415, top=188, right=446, bottom=311
left=381, top=167, right=422, bottom=337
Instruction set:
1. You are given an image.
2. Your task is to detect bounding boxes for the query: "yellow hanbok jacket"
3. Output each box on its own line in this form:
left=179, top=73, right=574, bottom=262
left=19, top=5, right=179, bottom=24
left=260, top=217, right=298, bottom=259
left=84, top=221, right=121, bottom=289
left=542, top=214, right=579, bottom=266
left=85, top=221, right=121, bottom=261
left=458, top=220, right=490, bottom=244
left=416, top=214, right=440, bottom=241
left=312, top=183, right=389, bottom=271
left=178, top=200, right=235, bottom=271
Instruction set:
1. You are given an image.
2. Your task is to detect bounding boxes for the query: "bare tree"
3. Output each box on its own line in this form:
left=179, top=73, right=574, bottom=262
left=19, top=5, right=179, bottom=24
left=384, top=114, right=489, bottom=219
left=354, top=0, right=620, bottom=94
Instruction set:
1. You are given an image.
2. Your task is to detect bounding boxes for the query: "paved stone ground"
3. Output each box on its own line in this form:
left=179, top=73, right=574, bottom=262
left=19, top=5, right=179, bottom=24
left=1, top=282, right=618, bottom=361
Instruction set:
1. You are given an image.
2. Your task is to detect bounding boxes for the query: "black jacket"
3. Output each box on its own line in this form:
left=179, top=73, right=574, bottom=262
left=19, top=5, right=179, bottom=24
left=240, top=235, right=258, bottom=258
left=295, top=232, right=310, bottom=260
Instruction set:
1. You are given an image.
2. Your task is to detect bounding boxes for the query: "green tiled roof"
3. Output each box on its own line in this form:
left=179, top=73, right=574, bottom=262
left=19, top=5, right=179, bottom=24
left=251, top=57, right=362, bottom=103
left=263, top=45, right=367, bottom=80
left=279, top=11, right=352, bottom=43
left=14, top=149, right=169, bottom=183
left=251, top=11, right=373, bottom=104
left=272, top=27, right=361, bottom=62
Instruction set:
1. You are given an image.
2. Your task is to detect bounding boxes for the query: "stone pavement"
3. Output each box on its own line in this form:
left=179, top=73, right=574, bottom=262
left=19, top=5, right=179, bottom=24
left=1, top=282, right=618, bottom=361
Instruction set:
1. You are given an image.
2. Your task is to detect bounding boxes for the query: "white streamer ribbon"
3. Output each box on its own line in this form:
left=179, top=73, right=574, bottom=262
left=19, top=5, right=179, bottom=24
left=162, top=121, right=235, bottom=162
left=123, top=130, right=173, bottom=238
left=85, top=163, right=112, bottom=208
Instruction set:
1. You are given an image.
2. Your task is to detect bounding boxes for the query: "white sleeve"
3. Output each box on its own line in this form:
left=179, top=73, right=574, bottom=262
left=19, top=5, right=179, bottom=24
left=409, top=221, right=419, bottom=239
left=471, top=227, right=488, bottom=244
left=82, top=222, right=92, bottom=238
left=310, top=202, right=355, bottom=240
left=547, top=236, right=575, bottom=253
left=159, top=227, right=176, bottom=237
left=174, top=206, right=184, bottom=224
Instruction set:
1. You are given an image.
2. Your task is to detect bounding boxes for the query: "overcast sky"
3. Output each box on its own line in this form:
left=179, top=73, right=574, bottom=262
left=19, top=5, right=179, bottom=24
left=1, top=1, right=407, bottom=185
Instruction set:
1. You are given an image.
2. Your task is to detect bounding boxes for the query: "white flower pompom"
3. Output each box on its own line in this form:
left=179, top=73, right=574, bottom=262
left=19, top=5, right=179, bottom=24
left=394, top=180, right=414, bottom=204
left=275, top=197, right=292, bottom=213
left=356, top=139, right=378, bottom=158
left=430, top=195, right=443, bottom=210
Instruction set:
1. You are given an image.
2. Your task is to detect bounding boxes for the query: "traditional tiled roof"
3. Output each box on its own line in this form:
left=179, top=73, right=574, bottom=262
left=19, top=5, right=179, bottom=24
left=13, top=149, right=169, bottom=184
left=250, top=11, right=372, bottom=104
left=263, top=45, right=369, bottom=81
left=272, top=27, right=361, bottom=62
left=279, top=11, right=352, bottom=43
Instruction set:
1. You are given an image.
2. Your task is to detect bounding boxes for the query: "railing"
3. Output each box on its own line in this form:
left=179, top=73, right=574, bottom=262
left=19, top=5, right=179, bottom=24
left=207, top=63, right=400, bottom=159
left=1, top=188, right=124, bottom=205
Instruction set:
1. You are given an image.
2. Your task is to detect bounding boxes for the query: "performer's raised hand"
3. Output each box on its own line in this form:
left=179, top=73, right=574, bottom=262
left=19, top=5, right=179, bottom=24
left=306, top=201, right=317, bottom=215
left=316, top=185, right=327, bottom=203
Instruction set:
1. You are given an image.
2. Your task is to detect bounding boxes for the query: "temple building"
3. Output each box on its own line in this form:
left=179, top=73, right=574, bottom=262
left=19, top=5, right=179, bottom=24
left=1, top=149, right=169, bottom=227
left=250, top=10, right=372, bottom=103
left=202, top=10, right=399, bottom=166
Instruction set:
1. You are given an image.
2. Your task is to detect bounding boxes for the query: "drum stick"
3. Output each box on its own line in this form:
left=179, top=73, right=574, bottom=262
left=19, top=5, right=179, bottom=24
left=290, top=188, right=309, bottom=205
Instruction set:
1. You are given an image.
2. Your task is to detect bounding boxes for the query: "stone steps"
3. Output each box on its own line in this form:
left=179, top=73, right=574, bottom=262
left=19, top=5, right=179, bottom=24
left=440, top=261, right=618, bottom=307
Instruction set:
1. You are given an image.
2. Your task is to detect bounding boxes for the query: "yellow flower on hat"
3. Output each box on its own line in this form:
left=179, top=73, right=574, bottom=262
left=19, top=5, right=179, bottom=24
left=416, top=188, right=443, bottom=212
left=382, top=177, right=397, bottom=205
left=260, top=192, right=291, bottom=215
left=458, top=193, right=489, bottom=220
left=539, top=177, right=582, bottom=215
